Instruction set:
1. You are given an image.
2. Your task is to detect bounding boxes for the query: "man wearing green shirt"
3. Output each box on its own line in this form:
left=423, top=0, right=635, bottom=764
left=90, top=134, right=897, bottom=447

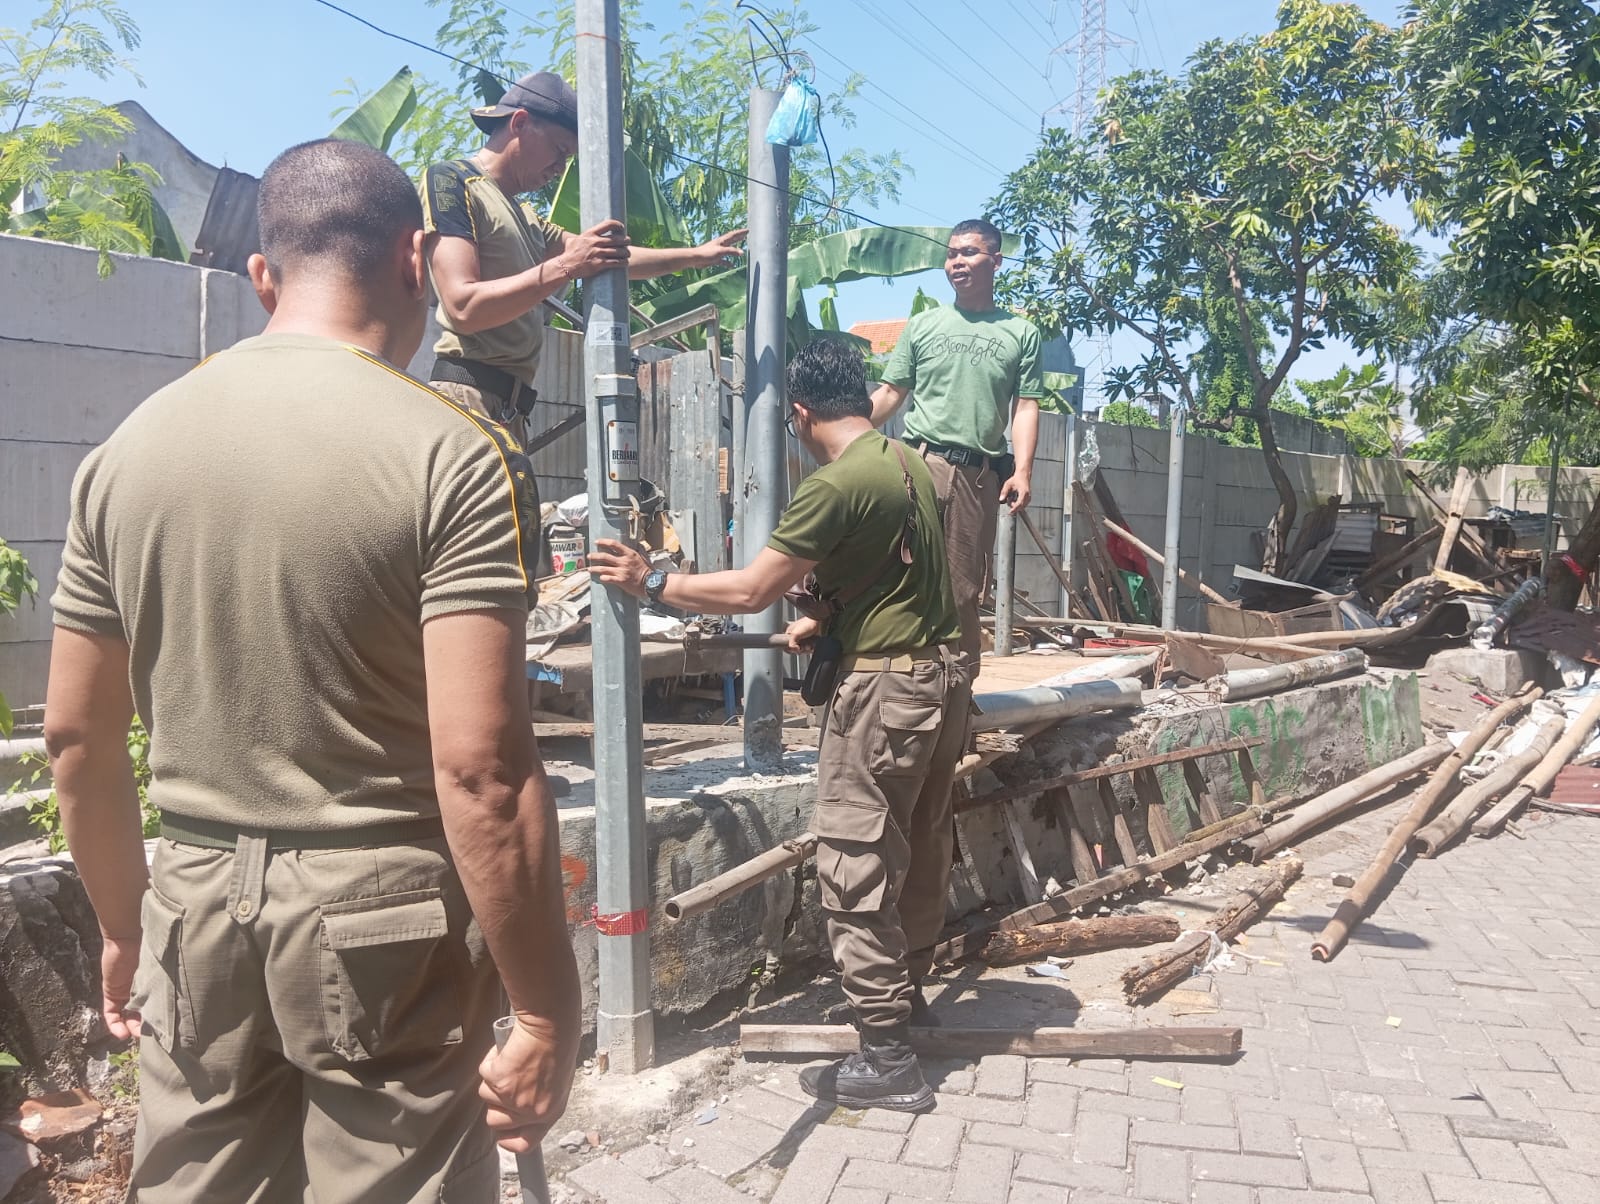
left=870, top=218, right=1044, bottom=674
left=589, top=341, right=968, bottom=1112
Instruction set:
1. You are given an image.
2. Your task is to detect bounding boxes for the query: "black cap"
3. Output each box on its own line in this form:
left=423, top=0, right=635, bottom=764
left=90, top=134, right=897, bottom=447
left=471, top=71, right=578, bottom=134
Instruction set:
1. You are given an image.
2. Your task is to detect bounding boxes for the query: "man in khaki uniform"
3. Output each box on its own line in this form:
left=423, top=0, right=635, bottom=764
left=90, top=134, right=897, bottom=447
left=589, top=341, right=968, bottom=1111
left=45, top=139, right=578, bottom=1201
left=870, top=217, right=1044, bottom=676
left=421, top=71, right=745, bottom=443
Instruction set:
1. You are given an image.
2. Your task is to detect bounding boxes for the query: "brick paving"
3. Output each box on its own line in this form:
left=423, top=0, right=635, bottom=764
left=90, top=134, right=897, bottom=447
left=563, top=810, right=1600, bottom=1203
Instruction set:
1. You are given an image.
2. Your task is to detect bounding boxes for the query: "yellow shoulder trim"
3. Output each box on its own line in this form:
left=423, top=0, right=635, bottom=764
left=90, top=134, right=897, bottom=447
left=346, top=348, right=530, bottom=592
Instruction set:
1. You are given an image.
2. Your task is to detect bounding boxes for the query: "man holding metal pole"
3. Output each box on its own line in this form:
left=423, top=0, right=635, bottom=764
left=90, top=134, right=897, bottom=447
left=590, top=341, right=968, bottom=1111
left=869, top=218, right=1045, bottom=676
left=45, top=139, right=578, bottom=1201
left=420, top=71, right=746, bottom=445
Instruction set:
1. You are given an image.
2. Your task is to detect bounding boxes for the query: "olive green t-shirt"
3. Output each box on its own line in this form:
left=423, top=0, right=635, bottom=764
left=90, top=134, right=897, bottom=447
left=51, top=333, right=536, bottom=833
left=421, top=158, right=569, bottom=386
left=883, top=304, right=1045, bottom=457
left=767, top=432, right=961, bottom=656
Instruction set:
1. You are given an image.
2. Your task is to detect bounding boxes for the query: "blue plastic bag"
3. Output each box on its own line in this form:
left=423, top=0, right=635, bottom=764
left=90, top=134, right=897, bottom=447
left=765, top=77, right=820, bottom=147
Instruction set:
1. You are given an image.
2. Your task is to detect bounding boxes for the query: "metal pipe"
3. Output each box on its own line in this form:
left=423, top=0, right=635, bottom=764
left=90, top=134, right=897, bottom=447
left=576, top=0, right=653, bottom=1074
left=1212, top=649, right=1367, bottom=702
left=995, top=506, right=1017, bottom=656
left=1160, top=404, right=1186, bottom=630
left=494, top=1016, right=551, bottom=1203
left=663, top=834, right=818, bottom=922
left=971, top=677, right=1144, bottom=732
left=1060, top=412, right=1078, bottom=616
left=1244, top=742, right=1451, bottom=863
left=741, top=87, right=788, bottom=770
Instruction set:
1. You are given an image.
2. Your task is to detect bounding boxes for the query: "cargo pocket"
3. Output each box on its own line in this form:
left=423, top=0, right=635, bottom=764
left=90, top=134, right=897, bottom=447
left=130, top=887, right=192, bottom=1052
left=813, top=801, right=889, bottom=913
left=877, top=696, right=943, bottom=776
left=319, top=889, right=461, bottom=1062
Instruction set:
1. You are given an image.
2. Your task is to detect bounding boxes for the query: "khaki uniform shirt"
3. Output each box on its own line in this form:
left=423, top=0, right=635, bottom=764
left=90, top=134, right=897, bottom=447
left=767, top=432, right=961, bottom=656
left=52, top=333, right=536, bottom=832
left=420, top=159, right=568, bottom=387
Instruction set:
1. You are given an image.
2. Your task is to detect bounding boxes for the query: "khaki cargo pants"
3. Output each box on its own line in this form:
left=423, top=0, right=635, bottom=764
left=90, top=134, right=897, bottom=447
left=915, top=450, right=1000, bottom=675
left=125, top=832, right=501, bottom=1203
left=814, top=650, right=972, bottom=1032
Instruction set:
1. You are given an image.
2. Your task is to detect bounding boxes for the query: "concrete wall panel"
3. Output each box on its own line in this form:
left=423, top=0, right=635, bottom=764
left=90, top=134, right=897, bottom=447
left=0, top=339, right=190, bottom=444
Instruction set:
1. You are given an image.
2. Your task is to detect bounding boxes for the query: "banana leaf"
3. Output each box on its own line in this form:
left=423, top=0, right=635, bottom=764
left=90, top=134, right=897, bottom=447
left=330, top=67, right=418, bottom=153
left=547, top=146, right=688, bottom=248
left=636, top=224, right=957, bottom=332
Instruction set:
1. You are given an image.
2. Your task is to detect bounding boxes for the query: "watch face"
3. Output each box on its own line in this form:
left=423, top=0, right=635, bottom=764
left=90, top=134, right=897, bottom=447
left=645, top=569, right=668, bottom=596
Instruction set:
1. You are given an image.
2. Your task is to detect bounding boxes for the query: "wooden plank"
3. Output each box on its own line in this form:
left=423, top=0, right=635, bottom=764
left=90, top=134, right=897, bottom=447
left=1182, top=759, right=1225, bottom=827
left=976, top=915, right=1180, bottom=966
left=1434, top=466, right=1472, bottom=574
left=1132, top=767, right=1178, bottom=854
left=534, top=721, right=819, bottom=745
left=1002, top=801, right=1045, bottom=902
left=668, top=348, right=728, bottom=572
left=1064, top=785, right=1109, bottom=873
left=1097, top=778, right=1142, bottom=866
left=1406, top=468, right=1495, bottom=569
left=739, top=1025, right=1244, bottom=1060
left=959, top=737, right=1266, bottom=811
left=1050, top=786, right=1099, bottom=885
left=1236, top=746, right=1269, bottom=812
left=1354, top=522, right=1441, bottom=591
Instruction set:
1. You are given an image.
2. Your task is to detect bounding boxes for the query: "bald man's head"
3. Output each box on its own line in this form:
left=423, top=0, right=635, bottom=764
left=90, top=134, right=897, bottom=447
left=257, top=139, right=422, bottom=283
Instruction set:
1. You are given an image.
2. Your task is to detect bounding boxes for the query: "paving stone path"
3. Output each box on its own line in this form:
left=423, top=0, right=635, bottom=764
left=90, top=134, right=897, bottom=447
left=564, top=809, right=1600, bottom=1204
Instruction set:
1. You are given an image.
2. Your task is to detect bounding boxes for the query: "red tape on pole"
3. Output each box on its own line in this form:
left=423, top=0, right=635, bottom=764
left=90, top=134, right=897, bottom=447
left=591, top=905, right=649, bottom=936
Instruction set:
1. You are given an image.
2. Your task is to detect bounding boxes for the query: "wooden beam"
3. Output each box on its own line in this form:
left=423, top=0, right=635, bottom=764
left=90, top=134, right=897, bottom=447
left=1355, top=523, right=1442, bottom=590
left=739, top=1024, right=1244, bottom=1060
left=972, top=915, right=1180, bottom=966
left=1434, top=466, right=1472, bottom=574
left=1097, top=515, right=1231, bottom=604
left=959, top=737, right=1266, bottom=811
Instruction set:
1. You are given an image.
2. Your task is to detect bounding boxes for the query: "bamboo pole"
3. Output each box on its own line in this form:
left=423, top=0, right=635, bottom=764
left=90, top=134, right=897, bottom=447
left=1474, top=691, right=1600, bottom=837
left=1412, top=717, right=1565, bottom=856
left=1244, top=742, right=1451, bottom=862
left=1310, top=684, right=1543, bottom=961
left=1095, top=516, right=1232, bottom=604
left=663, top=835, right=817, bottom=921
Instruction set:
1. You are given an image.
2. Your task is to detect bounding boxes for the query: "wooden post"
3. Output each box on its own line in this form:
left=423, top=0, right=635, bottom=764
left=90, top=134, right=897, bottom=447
left=668, top=346, right=728, bottom=572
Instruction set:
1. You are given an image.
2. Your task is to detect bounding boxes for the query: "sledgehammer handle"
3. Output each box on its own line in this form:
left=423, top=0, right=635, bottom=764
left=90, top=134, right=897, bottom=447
left=493, top=1016, right=552, bottom=1204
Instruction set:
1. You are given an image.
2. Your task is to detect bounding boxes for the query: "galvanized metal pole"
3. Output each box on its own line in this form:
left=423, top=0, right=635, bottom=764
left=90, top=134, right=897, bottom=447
left=995, top=506, right=1017, bottom=655
left=1060, top=411, right=1078, bottom=617
left=1543, top=421, right=1563, bottom=573
left=742, top=88, right=788, bottom=769
left=1160, top=404, right=1186, bottom=630
left=576, top=0, right=653, bottom=1074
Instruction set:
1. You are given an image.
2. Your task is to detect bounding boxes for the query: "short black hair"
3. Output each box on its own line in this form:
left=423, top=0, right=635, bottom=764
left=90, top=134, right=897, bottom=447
left=949, top=218, right=1002, bottom=253
left=787, top=339, right=871, bottom=421
left=257, top=139, right=422, bottom=281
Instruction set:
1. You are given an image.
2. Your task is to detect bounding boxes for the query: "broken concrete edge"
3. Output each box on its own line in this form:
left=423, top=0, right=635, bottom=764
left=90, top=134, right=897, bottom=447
left=553, top=669, right=1422, bottom=1038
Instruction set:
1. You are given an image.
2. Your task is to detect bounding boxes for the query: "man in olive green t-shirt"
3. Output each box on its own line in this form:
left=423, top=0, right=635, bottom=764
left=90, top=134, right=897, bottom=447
left=421, top=71, right=746, bottom=444
left=870, top=218, right=1045, bottom=674
left=589, top=341, right=969, bottom=1114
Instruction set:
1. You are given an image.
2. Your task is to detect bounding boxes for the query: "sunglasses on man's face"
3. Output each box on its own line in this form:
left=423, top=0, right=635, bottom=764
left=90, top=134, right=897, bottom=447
left=784, top=406, right=798, bottom=437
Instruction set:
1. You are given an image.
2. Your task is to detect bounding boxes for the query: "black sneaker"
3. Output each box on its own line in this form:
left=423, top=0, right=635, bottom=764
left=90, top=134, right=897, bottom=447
left=798, top=1035, right=934, bottom=1113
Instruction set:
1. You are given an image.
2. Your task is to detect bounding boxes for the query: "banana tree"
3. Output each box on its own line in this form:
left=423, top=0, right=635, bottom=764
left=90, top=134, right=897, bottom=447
left=330, top=67, right=419, bottom=152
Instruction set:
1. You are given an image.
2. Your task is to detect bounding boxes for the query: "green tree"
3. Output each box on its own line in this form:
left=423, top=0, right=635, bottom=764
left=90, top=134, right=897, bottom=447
left=1404, top=0, right=1600, bottom=605
left=379, top=0, right=905, bottom=249
left=1, top=0, right=182, bottom=274
left=990, top=0, right=1431, bottom=573
left=1293, top=363, right=1411, bottom=458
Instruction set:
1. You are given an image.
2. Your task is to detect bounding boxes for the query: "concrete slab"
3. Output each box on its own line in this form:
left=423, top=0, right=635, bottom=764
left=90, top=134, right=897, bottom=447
left=1425, top=647, right=1550, bottom=697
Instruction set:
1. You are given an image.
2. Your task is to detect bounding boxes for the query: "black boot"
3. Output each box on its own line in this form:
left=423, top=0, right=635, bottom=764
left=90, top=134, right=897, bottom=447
left=799, top=1027, right=934, bottom=1113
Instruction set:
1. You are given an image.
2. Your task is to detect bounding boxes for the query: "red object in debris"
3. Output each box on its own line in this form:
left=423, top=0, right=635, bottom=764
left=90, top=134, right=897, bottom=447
left=1470, top=692, right=1498, bottom=707
left=3, top=1089, right=102, bottom=1144
left=1546, top=765, right=1600, bottom=807
left=1104, top=531, right=1151, bottom=577
left=1560, top=553, right=1587, bottom=580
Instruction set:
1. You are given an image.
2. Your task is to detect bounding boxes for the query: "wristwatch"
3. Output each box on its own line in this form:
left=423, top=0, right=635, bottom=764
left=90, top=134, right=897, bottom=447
left=643, top=568, right=669, bottom=604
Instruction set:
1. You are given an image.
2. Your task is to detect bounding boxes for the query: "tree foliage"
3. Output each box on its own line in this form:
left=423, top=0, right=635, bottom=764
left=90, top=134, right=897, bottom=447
left=1, top=0, right=182, bottom=274
left=990, top=0, right=1431, bottom=572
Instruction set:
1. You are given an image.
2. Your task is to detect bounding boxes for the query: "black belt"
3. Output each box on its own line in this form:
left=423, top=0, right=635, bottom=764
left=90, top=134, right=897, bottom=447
left=160, top=811, right=446, bottom=851
left=430, top=357, right=537, bottom=417
left=908, top=438, right=992, bottom=469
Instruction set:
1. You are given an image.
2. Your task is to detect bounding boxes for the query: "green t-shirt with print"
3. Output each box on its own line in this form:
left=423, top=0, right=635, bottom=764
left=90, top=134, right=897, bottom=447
left=767, top=432, right=960, bottom=656
left=883, top=304, right=1044, bottom=457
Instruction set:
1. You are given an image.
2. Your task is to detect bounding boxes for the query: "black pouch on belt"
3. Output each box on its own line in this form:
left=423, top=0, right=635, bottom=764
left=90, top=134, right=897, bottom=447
left=801, top=635, right=845, bottom=706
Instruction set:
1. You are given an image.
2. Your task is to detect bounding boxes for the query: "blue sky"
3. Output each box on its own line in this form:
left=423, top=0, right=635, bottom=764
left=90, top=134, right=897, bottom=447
left=71, top=0, right=1423, bottom=396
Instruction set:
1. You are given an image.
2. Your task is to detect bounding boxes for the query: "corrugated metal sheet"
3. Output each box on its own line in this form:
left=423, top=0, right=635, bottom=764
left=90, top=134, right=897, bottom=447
left=1547, top=765, right=1600, bottom=807
left=189, top=167, right=260, bottom=275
